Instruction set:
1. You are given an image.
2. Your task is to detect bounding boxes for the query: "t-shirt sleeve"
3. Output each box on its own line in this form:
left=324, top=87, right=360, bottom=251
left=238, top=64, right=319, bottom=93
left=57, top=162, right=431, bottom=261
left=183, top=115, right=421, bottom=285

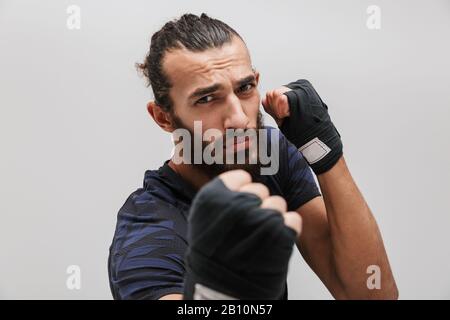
left=108, top=195, right=187, bottom=300
left=278, top=130, right=322, bottom=211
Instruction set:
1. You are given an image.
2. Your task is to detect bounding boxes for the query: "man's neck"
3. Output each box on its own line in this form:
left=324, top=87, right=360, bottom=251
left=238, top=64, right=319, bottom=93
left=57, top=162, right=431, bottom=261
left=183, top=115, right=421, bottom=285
left=168, top=159, right=212, bottom=191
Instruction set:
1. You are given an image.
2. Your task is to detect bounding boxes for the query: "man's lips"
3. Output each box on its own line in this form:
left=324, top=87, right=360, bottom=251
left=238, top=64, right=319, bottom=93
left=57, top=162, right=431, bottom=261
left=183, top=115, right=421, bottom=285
left=224, top=136, right=251, bottom=151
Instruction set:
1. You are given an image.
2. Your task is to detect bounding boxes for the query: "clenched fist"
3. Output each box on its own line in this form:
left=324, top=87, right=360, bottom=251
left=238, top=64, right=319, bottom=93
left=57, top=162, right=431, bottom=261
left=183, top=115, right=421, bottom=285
left=183, top=170, right=301, bottom=300
left=261, top=86, right=292, bottom=127
left=262, top=79, right=343, bottom=175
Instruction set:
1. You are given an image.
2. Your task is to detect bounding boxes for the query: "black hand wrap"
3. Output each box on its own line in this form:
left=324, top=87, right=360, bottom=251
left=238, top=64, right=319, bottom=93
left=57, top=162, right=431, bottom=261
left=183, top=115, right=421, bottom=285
left=280, top=79, right=343, bottom=174
left=183, top=177, right=297, bottom=300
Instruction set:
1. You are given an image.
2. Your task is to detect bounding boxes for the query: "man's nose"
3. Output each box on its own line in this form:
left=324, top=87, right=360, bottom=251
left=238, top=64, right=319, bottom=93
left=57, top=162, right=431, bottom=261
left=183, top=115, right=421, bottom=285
left=224, top=95, right=249, bottom=130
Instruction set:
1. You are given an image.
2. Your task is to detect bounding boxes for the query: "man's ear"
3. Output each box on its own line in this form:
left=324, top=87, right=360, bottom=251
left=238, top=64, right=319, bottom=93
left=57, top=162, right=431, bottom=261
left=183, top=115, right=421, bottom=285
left=254, top=70, right=260, bottom=86
left=147, top=101, right=175, bottom=133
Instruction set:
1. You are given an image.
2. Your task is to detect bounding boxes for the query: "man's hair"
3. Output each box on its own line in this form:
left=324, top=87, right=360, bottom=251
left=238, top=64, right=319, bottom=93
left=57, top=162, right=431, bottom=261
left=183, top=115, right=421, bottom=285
left=136, top=13, right=244, bottom=112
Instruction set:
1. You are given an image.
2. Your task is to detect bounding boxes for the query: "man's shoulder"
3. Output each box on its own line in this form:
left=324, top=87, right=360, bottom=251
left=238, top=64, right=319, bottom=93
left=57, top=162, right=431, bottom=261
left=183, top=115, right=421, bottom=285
left=117, top=168, right=185, bottom=219
left=110, top=167, right=188, bottom=260
left=110, top=167, right=188, bottom=254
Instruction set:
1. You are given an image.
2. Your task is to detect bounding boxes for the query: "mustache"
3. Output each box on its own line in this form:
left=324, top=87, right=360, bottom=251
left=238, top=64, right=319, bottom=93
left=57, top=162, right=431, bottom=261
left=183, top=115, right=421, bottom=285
left=199, top=127, right=261, bottom=147
left=170, top=110, right=264, bottom=148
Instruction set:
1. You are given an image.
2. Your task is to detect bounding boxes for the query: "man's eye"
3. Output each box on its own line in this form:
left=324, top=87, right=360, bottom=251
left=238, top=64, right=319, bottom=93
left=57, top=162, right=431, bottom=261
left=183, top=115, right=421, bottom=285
left=238, top=83, right=255, bottom=93
left=196, top=95, right=214, bottom=105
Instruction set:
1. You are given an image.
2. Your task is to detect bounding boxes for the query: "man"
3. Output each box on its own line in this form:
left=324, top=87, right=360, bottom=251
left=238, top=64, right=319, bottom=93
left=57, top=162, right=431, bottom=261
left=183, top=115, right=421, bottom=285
left=108, top=13, right=398, bottom=300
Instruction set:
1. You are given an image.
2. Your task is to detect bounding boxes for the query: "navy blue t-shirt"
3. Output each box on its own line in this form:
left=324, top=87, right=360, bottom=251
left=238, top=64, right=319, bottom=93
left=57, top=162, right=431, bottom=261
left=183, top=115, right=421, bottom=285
left=108, top=127, right=320, bottom=300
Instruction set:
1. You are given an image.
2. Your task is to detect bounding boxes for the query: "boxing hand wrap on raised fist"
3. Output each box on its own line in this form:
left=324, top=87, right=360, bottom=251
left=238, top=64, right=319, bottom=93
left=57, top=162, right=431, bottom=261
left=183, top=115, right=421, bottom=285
left=183, top=170, right=301, bottom=300
left=263, top=79, right=343, bottom=174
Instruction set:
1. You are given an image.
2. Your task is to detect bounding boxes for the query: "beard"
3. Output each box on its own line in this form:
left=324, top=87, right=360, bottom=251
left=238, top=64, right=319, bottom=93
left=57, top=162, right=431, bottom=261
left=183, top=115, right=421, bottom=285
left=171, top=111, right=265, bottom=180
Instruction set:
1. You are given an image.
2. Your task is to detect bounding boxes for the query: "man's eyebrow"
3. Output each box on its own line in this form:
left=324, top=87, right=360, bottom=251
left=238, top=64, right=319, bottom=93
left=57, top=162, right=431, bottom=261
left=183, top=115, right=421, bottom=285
left=188, top=83, right=223, bottom=100
left=236, top=74, right=256, bottom=87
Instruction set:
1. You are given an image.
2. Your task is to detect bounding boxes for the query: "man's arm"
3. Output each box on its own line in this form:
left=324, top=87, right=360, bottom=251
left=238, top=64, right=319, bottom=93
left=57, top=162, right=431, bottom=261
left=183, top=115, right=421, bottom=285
left=262, top=79, right=398, bottom=299
left=296, top=156, right=398, bottom=299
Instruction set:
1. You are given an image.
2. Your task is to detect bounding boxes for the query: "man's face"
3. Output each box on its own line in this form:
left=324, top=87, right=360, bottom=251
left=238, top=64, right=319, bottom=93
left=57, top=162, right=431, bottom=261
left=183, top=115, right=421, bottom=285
left=162, top=35, right=263, bottom=177
left=164, top=35, right=260, bottom=132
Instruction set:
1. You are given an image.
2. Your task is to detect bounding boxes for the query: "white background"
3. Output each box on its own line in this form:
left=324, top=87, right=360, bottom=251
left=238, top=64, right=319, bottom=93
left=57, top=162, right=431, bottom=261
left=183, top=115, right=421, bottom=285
left=1, top=0, right=449, bottom=299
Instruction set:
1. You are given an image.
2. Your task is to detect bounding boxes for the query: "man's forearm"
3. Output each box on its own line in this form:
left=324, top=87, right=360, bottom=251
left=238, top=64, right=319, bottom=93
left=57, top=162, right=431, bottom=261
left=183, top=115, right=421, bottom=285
left=317, top=156, right=398, bottom=299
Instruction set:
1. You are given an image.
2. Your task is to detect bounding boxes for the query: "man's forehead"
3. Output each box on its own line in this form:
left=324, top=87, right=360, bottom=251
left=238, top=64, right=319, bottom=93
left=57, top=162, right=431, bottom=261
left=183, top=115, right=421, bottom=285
left=163, top=37, right=253, bottom=92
